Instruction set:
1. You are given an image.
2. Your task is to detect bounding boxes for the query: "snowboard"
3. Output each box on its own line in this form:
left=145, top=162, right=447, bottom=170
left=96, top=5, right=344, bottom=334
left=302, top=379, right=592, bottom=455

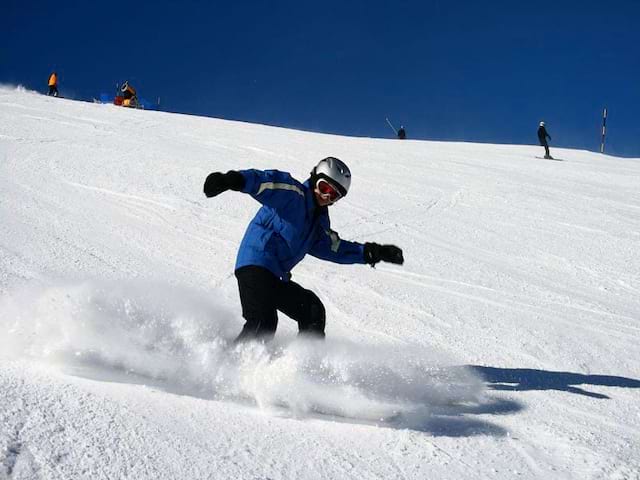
left=535, top=156, right=563, bottom=161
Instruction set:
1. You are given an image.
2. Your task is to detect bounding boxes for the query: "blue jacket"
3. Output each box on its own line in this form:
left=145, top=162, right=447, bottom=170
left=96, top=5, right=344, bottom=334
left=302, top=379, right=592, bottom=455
left=235, top=169, right=366, bottom=280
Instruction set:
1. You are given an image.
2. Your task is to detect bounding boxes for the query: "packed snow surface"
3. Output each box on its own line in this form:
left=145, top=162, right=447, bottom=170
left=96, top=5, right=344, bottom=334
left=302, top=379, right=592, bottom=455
left=1, top=86, right=639, bottom=479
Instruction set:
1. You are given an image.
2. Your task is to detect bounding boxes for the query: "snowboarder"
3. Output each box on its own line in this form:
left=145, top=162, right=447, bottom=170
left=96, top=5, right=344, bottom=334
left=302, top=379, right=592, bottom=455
left=47, top=72, right=58, bottom=97
left=397, top=126, right=406, bottom=140
left=537, top=121, right=552, bottom=159
left=203, top=157, right=404, bottom=343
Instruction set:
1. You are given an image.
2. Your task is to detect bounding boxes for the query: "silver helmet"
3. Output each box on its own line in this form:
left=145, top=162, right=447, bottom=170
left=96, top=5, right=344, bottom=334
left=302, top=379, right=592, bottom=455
left=312, top=157, right=351, bottom=197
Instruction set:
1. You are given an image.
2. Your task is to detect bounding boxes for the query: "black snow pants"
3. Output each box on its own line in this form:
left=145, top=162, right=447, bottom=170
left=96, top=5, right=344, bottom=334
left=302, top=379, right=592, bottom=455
left=234, top=265, right=326, bottom=342
left=539, top=138, right=550, bottom=158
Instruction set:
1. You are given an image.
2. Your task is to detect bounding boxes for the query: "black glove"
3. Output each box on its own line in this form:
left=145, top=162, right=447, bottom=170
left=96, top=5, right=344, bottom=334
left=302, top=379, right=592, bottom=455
left=203, top=170, right=245, bottom=198
left=364, top=243, right=404, bottom=266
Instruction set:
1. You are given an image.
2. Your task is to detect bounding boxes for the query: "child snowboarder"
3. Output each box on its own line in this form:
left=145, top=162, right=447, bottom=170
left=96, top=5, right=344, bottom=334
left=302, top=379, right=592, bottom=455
left=203, top=157, right=404, bottom=342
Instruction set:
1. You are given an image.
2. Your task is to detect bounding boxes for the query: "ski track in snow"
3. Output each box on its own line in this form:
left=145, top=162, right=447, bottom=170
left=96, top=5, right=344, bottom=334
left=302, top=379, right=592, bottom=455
left=1, top=87, right=640, bottom=479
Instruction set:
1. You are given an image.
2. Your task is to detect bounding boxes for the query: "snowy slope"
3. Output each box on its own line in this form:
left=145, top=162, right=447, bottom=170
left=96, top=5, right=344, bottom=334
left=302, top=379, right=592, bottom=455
left=1, top=86, right=639, bottom=479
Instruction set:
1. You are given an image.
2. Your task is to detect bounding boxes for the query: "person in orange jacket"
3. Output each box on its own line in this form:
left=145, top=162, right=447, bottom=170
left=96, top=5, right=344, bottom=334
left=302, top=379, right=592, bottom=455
left=48, top=72, right=59, bottom=97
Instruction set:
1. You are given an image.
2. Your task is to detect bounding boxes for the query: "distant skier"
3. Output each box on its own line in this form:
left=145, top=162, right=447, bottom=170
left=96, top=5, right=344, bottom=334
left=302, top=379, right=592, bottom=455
left=397, top=126, right=406, bottom=140
left=203, top=157, right=404, bottom=342
left=47, top=72, right=59, bottom=97
left=537, top=121, right=552, bottom=159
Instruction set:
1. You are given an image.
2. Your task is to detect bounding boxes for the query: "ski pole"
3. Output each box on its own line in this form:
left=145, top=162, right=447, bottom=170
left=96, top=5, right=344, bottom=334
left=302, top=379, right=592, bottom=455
left=385, top=117, right=398, bottom=134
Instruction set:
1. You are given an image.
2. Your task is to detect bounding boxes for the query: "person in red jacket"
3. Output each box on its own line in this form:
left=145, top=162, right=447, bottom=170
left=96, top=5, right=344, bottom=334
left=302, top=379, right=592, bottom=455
left=47, top=72, right=59, bottom=97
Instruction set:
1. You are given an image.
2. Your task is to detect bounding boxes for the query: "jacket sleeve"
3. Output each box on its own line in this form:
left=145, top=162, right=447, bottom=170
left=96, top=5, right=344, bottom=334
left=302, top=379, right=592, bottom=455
left=309, top=227, right=367, bottom=265
left=238, top=169, right=306, bottom=221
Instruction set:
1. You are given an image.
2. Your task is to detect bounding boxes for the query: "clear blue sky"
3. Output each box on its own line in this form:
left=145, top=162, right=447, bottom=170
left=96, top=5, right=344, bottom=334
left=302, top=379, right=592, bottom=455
left=3, top=0, right=639, bottom=156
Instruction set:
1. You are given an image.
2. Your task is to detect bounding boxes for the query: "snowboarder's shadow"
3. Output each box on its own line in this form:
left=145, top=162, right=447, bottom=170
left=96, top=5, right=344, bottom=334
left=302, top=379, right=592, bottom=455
left=299, top=395, right=522, bottom=438
left=404, top=396, right=523, bottom=437
left=471, top=366, right=640, bottom=399
left=63, top=361, right=524, bottom=438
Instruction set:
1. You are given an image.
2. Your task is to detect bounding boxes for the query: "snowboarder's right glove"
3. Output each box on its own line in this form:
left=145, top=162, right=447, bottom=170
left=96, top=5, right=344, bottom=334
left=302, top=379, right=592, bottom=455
left=203, top=170, right=245, bottom=197
left=364, top=243, right=404, bottom=266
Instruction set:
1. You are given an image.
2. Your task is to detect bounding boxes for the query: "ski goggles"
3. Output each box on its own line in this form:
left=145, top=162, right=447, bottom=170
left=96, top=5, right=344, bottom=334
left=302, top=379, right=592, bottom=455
left=315, top=178, right=342, bottom=202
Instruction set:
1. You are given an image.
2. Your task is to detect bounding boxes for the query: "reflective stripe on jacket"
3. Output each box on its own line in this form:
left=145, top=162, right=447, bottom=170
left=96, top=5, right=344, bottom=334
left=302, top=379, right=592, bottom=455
left=235, top=169, right=366, bottom=280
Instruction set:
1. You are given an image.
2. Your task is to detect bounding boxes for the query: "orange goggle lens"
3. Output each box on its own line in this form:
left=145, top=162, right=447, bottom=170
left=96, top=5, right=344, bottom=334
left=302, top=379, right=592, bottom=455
left=316, top=179, right=341, bottom=201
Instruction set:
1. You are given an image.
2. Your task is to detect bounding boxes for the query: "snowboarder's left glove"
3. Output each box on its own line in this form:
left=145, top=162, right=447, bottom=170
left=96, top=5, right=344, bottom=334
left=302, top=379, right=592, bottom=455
left=203, top=170, right=245, bottom=197
left=364, top=243, right=404, bottom=266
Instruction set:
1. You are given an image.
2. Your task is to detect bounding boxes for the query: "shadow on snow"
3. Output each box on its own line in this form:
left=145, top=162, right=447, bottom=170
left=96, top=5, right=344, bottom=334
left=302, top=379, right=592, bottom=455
left=471, top=366, right=640, bottom=399
left=64, top=362, right=524, bottom=438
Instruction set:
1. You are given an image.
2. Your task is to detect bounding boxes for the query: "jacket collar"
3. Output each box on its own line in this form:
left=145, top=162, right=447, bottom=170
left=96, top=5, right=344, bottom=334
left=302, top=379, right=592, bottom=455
left=303, top=178, right=328, bottom=216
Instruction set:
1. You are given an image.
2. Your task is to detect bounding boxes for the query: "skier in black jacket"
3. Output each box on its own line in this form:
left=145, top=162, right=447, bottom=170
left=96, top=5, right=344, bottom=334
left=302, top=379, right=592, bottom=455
left=537, top=121, right=552, bottom=159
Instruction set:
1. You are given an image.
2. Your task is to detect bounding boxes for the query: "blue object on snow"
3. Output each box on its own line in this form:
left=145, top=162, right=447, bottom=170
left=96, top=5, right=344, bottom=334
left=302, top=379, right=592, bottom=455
left=99, top=93, right=114, bottom=104
left=138, top=97, right=159, bottom=110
